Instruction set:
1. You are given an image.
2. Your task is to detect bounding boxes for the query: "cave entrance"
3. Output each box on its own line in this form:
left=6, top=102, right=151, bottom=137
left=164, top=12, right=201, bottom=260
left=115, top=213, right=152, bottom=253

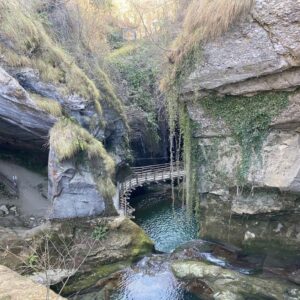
left=0, top=145, right=50, bottom=227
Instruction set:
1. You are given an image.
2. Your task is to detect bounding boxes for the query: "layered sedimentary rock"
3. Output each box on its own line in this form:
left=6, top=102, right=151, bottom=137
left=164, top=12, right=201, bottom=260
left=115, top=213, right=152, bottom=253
left=182, top=0, right=300, bottom=96
left=181, top=0, right=300, bottom=257
left=0, top=67, right=56, bottom=149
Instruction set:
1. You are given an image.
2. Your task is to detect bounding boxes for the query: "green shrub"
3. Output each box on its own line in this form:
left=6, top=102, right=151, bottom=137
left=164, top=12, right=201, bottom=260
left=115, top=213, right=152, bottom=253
left=109, top=42, right=160, bottom=144
left=92, top=225, right=108, bottom=240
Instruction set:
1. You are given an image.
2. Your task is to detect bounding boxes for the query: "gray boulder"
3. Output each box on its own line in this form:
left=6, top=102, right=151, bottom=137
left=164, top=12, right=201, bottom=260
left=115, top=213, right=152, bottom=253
left=48, top=147, right=107, bottom=219
left=182, top=0, right=300, bottom=95
left=172, top=261, right=300, bottom=300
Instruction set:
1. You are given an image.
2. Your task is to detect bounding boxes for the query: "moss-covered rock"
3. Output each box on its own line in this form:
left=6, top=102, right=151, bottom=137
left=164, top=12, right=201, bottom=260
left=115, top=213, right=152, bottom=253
left=51, top=217, right=154, bottom=294
left=0, top=217, right=154, bottom=295
left=172, top=260, right=300, bottom=300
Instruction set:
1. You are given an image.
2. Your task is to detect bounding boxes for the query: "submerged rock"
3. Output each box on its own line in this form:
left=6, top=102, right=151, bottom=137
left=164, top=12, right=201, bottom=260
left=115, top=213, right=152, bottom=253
left=198, top=192, right=300, bottom=277
left=0, top=264, right=65, bottom=299
left=172, top=261, right=300, bottom=300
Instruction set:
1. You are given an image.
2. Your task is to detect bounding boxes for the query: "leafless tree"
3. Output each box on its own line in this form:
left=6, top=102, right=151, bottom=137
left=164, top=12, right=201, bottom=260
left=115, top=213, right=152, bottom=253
left=2, top=228, right=99, bottom=300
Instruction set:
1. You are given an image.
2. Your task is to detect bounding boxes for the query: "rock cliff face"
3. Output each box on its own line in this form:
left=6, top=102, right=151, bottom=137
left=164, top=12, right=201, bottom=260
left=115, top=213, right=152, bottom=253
left=0, top=64, right=127, bottom=219
left=0, top=0, right=132, bottom=220
left=180, top=0, right=300, bottom=256
left=0, top=67, right=56, bottom=149
left=48, top=149, right=108, bottom=219
left=183, top=0, right=300, bottom=96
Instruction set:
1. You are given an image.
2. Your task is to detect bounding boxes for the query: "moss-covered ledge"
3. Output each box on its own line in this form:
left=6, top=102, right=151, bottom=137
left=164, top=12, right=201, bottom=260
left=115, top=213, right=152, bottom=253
left=0, top=217, right=154, bottom=295
left=54, top=217, right=154, bottom=295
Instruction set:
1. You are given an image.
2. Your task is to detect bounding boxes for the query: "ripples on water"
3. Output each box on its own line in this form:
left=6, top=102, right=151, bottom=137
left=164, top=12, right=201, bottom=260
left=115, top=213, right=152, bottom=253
left=77, top=256, right=199, bottom=300
left=74, top=186, right=200, bottom=300
left=132, top=186, right=198, bottom=253
left=110, top=257, right=198, bottom=300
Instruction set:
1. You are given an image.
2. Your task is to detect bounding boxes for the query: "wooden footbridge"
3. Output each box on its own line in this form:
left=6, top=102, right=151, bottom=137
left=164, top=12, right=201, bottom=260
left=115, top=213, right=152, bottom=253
left=119, top=162, right=185, bottom=216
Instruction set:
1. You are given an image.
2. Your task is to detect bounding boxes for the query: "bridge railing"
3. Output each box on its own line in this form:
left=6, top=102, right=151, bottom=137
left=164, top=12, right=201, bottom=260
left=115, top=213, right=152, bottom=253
left=122, top=163, right=183, bottom=186
left=119, top=162, right=185, bottom=216
left=131, top=162, right=184, bottom=175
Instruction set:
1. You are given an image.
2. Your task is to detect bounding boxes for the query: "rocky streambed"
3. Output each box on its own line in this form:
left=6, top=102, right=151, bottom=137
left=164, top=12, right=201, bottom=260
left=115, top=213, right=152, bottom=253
left=65, top=186, right=300, bottom=300
left=71, top=239, right=300, bottom=300
left=0, top=185, right=299, bottom=299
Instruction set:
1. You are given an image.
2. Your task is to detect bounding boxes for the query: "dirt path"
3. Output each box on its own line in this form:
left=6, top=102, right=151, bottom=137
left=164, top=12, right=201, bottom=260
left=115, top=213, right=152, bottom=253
left=0, top=159, right=51, bottom=218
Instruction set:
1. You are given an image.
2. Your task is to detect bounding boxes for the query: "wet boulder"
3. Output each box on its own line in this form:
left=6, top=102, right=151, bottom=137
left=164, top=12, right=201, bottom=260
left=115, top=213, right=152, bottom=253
left=172, top=260, right=300, bottom=300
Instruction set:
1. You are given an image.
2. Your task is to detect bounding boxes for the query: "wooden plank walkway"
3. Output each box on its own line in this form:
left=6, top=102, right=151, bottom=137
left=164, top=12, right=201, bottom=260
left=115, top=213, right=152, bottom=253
left=119, top=162, right=185, bottom=217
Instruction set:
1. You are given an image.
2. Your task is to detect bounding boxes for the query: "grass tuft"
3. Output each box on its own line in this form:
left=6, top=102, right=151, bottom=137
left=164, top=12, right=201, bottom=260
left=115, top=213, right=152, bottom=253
left=30, top=93, right=62, bottom=117
left=163, top=0, right=254, bottom=91
left=97, top=177, right=116, bottom=200
left=0, top=0, right=102, bottom=115
left=49, top=118, right=115, bottom=175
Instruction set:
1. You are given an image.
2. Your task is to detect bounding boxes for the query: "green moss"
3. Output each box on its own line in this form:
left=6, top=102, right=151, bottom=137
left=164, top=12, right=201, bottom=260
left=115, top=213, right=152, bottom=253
left=114, top=217, right=154, bottom=258
left=200, top=92, right=289, bottom=182
left=62, top=261, right=131, bottom=295
left=179, top=105, right=201, bottom=213
left=109, top=41, right=160, bottom=144
left=131, top=229, right=154, bottom=257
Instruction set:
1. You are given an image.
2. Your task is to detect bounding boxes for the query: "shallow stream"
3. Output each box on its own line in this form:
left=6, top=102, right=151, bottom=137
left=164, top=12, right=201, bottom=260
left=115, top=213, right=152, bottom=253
left=73, top=185, right=299, bottom=300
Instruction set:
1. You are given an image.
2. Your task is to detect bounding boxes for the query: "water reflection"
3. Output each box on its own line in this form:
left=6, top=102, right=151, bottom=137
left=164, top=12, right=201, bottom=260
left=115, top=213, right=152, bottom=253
left=132, top=186, right=198, bottom=253
left=75, top=256, right=199, bottom=300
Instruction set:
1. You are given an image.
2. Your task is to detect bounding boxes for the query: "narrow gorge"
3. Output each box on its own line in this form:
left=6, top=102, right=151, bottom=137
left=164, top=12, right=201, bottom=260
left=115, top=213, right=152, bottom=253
left=0, top=0, right=299, bottom=299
